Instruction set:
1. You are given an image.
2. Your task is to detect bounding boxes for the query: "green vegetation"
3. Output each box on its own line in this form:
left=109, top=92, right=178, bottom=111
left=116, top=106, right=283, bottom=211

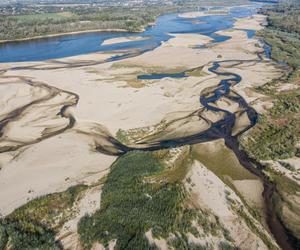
left=191, top=142, right=256, bottom=182
left=242, top=2, right=300, bottom=161
left=245, top=85, right=300, bottom=159
left=258, top=1, right=300, bottom=78
left=12, top=12, right=74, bottom=21
left=0, top=185, right=87, bottom=249
left=0, top=2, right=196, bottom=41
left=218, top=241, right=239, bottom=250
left=78, top=151, right=229, bottom=249
left=0, top=7, right=157, bottom=40
left=241, top=3, right=300, bottom=244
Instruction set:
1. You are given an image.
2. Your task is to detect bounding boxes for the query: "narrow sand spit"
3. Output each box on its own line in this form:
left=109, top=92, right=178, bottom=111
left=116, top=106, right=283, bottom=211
left=178, top=10, right=229, bottom=19
left=234, top=14, right=267, bottom=31
left=101, top=36, right=147, bottom=45
left=57, top=185, right=102, bottom=249
left=0, top=15, right=284, bottom=216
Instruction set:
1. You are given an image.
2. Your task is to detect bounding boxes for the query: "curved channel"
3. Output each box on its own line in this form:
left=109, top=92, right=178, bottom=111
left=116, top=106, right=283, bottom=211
left=106, top=57, right=295, bottom=250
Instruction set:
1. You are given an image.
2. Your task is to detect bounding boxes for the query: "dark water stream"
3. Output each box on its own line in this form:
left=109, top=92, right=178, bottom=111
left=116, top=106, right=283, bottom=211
left=124, top=59, right=296, bottom=250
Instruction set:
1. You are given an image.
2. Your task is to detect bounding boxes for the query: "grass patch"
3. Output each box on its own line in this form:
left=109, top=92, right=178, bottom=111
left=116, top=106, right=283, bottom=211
left=191, top=141, right=256, bottom=182
left=186, top=66, right=208, bottom=77
left=149, top=147, right=192, bottom=184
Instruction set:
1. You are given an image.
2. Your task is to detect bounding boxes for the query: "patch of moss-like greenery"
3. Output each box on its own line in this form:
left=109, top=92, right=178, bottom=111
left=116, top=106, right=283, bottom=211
left=0, top=185, right=87, bottom=250
left=116, top=128, right=130, bottom=144
left=218, top=241, right=239, bottom=250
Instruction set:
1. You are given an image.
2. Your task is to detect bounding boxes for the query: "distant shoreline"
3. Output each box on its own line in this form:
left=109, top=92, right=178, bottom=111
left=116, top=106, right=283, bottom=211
left=0, top=28, right=144, bottom=44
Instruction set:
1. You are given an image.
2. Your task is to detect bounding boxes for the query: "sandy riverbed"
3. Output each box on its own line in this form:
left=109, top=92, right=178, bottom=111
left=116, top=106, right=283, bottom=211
left=0, top=14, right=283, bottom=220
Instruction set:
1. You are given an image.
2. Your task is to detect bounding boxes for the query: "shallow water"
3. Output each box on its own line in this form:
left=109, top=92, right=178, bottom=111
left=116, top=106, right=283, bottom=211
left=0, top=5, right=259, bottom=63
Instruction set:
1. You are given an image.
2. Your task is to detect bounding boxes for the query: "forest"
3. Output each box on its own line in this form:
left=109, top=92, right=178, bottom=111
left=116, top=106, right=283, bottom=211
left=0, top=7, right=159, bottom=40
left=242, top=1, right=300, bottom=161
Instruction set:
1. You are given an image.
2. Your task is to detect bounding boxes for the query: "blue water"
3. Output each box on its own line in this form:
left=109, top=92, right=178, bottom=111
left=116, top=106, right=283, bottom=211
left=138, top=72, right=187, bottom=80
left=0, top=4, right=261, bottom=63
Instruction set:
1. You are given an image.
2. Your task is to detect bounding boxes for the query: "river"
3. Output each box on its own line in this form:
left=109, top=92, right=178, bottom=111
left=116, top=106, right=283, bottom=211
left=0, top=5, right=259, bottom=63
left=0, top=3, right=297, bottom=250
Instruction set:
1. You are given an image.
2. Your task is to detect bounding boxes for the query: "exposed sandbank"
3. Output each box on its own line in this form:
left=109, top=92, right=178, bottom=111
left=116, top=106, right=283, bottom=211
left=101, top=36, right=148, bottom=45
left=178, top=10, right=229, bottom=19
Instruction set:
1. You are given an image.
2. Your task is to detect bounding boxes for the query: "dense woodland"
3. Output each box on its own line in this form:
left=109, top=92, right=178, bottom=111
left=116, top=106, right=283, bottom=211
left=0, top=0, right=251, bottom=41
left=0, top=7, right=160, bottom=40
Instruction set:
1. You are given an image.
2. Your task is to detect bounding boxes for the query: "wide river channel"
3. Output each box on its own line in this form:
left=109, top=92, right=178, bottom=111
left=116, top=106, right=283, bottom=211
left=0, top=5, right=259, bottom=62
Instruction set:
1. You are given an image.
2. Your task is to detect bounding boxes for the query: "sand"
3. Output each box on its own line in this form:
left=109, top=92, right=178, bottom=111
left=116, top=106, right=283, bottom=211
left=101, top=36, right=147, bottom=45
left=57, top=185, right=102, bottom=249
left=234, top=14, right=267, bottom=31
left=178, top=10, right=229, bottom=19
left=263, top=159, right=300, bottom=186
left=0, top=14, right=284, bottom=217
left=233, top=179, right=264, bottom=208
left=0, top=131, right=114, bottom=216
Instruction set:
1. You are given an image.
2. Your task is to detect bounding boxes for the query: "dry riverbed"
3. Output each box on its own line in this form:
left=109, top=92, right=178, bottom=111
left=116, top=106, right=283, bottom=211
left=0, top=13, right=284, bottom=249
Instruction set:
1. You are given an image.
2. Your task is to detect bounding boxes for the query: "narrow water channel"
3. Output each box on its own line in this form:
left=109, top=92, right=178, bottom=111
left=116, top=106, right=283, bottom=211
left=114, top=58, right=296, bottom=250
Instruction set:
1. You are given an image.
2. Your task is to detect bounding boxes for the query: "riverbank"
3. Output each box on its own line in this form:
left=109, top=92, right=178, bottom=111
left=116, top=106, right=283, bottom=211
left=0, top=28, right=135, bottom=45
